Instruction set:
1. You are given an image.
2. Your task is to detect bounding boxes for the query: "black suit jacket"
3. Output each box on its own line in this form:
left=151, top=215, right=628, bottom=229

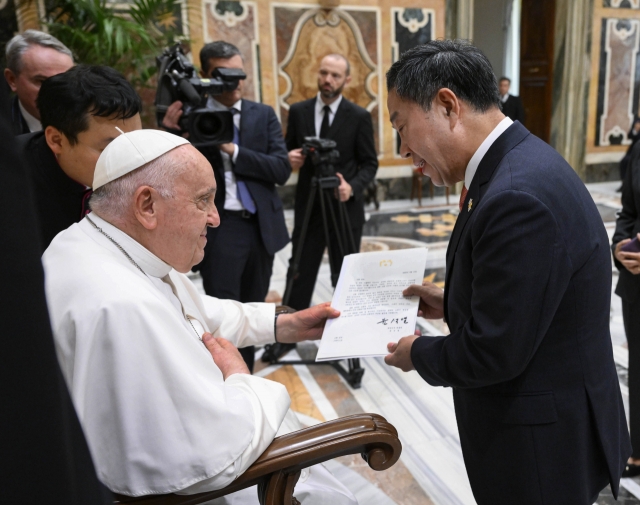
left=11, top=95, right=30, bottom=135
left=285, top=97, right=378, bottom=229
left=613, top=140, right=640, bottom=301
left=501, top=94, right=526, bottom=124
left=198, top=99, right=291, bottom=256
left=411, top=122, right=630, bottom=503
left=17, top=132, right=90, bottom=252
left=1, top=72, right=112, bottom=505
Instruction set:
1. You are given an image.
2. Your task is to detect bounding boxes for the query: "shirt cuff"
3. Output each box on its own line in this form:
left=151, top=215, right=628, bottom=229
left=231, top=144, right=239, bottom=164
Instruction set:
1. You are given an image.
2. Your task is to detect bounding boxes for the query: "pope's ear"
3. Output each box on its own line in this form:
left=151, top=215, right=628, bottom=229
left=44, top=126, right=66, bottom=156
left=133, top=186, right=159, bottom=230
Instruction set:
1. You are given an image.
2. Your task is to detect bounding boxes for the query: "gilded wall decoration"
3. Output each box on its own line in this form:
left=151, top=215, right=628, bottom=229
left=595, top=18, right=640, bottom=146
left=204, top=0, right=261, bottom=101
left=391, top=7, right=435, bottom=156
left=272, top=4, right=381, bottom=154
left=604, top=0, right=640, bottom=8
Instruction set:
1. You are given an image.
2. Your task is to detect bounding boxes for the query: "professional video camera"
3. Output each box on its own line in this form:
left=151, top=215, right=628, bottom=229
left=301, top=137, right=340, bottom=180
left=155, top=44, right=246, bottom=146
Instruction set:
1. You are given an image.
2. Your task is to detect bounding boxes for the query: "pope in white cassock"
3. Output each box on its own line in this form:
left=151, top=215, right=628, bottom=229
left=42, top=129, right=357, bottom=504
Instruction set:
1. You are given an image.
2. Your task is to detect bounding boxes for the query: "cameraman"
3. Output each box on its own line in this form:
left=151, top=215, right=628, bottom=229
left=285, top=54, right=378, bottom=311
left=161, top=41, right=290, bottom=372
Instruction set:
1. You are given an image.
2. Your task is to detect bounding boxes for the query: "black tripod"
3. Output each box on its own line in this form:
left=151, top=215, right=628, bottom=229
left=261, top=149, right=365, bottom=388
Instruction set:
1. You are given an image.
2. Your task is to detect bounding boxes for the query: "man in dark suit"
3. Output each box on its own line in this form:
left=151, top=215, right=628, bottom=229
left=4, top=30, right=74, bottom=135
left=498, top=76, right=525, bottom=124
left=385, top=40, right=630, bottom=504
left=162, top=41, right=290, bottom=372
left=17, top=65, right=141, bottom=252
left=285, top=54, right=378, bottom=311
left=1, top=66, right=113, bottom=505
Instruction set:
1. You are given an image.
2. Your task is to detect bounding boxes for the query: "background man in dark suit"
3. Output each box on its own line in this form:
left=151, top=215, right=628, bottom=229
left=285, top=54, right=378, bottom=311
left=4, top=30, right=73, bottom=135
left=162, top=41, right=291, bottom=372
left=498, top=76, right=525, bottom=124
left=17, top=65, right=141, bottom=252
left=385, top=40, right=630, bottom=504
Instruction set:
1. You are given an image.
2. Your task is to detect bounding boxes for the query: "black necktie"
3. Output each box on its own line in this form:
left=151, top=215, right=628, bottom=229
left=319, top=105, right=331, bottom=138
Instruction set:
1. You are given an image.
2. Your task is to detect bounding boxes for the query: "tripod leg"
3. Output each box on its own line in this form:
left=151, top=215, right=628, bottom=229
left=317, top=187, right=341, bottom=284
left=282, top=181, right=319, bottom=306
left=336, top=200, right=357, bottom=254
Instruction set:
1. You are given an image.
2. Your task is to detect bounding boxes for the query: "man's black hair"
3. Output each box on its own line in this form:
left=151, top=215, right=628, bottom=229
left=37, top=65, right=141, bottom=145
left=199, top=41, right=242, bottom=75
left=386, top=39, right=501, bottom=112
left=499, top=76, right=511, bottom=83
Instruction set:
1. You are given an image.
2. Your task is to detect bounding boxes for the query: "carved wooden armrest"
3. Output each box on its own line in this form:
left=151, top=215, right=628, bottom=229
left=114, top=413, right=401, bottom=505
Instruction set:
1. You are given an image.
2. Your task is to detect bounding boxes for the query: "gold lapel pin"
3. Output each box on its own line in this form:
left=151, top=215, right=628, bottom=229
left=468, top=199, right=473, bottom=212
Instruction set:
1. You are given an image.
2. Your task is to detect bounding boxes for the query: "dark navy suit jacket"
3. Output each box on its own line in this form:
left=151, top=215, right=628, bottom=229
left=411, top=122, right=630, bottom=504
left=198, top=99, right=291, bottom=256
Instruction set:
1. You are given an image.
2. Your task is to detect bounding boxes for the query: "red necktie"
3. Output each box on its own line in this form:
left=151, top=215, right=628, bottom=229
left=458, top=185, right=468, bottom=212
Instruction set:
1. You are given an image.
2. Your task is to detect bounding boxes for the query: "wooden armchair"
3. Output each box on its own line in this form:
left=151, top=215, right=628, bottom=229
left=114, top=413, right=401, bottom=505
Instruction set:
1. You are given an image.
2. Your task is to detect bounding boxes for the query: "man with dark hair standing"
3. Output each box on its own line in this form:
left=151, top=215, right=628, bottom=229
left=384, top=40, right=630, bottom=504
left=162, top=41, right=290, bottom=372
left=4, top=29, right=74, bottom=135
left=17, top=64, right=141, bottom=251
left=285, top=54, right=378, bottom=311
left=498, top=76, right=525, bottom=124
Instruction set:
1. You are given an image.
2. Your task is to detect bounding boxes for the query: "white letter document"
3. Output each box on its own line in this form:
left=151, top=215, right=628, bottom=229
left=316, top=247, right=428, bottom=362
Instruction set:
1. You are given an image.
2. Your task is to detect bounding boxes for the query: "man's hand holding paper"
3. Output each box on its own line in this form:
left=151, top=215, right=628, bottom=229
left=316, top=248, right=428, bottom=361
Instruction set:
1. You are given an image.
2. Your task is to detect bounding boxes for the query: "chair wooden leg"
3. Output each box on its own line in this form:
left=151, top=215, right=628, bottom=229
left=259, top=469, right=301, bottom=505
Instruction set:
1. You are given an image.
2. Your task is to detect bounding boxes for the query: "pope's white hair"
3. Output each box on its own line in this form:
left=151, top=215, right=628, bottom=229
left=89, top=147, right=188, bottom=221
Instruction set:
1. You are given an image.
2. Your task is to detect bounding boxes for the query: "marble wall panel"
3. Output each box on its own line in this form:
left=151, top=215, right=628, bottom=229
left=604, top=0, right=640, bottom=8
left=596, top=18, right=640, bottom=146
left=203, top=0, right=261, bottom=101
left=273, top=5, right=381, bottom=153
left=391, top=8, right=435, bottom=155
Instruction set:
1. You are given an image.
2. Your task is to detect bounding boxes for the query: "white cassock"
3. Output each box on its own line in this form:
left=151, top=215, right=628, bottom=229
left=42, top=213, right=356, bottom=505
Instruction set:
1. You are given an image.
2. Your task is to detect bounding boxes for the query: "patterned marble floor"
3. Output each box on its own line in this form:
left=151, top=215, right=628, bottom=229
left=190, top=181, right=638, bottom=504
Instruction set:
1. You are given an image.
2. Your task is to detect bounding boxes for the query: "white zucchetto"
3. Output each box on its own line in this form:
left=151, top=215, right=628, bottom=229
left=93, top=129, right=189, bottom=189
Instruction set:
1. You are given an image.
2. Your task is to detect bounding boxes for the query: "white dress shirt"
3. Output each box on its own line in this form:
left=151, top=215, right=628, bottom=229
left=18, top=100, right=42, bottom=132
left=207, top=97, right=245, bottom=211
left=314, top=92, right=342, bottom=137
left=464, top=117, right=513, bottom=189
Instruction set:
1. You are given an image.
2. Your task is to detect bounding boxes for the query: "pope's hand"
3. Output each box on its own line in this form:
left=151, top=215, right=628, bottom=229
left=275, top=302, right=340, bottom=343
left=202, top=333, right=250, bottom=379
left=384, top=334, right=419, bottom=372
left=403, top=282, right=445, bottom=319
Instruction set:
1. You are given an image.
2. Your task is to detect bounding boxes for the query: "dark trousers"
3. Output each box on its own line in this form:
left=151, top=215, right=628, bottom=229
left=199, top=212, right=274, bottom=372
left=623, top=299, right=640, bottom=457
left=286, top=207, right=362, bottom=311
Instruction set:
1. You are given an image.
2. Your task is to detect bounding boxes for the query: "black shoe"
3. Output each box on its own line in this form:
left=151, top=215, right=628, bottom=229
left=622, top=462, right=640, bottom=478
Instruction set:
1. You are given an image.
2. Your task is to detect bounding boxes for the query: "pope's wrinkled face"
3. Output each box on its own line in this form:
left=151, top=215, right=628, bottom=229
left=156, top=146, right=220, bottom=272
left=387, top=88, right=458, bottom=187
